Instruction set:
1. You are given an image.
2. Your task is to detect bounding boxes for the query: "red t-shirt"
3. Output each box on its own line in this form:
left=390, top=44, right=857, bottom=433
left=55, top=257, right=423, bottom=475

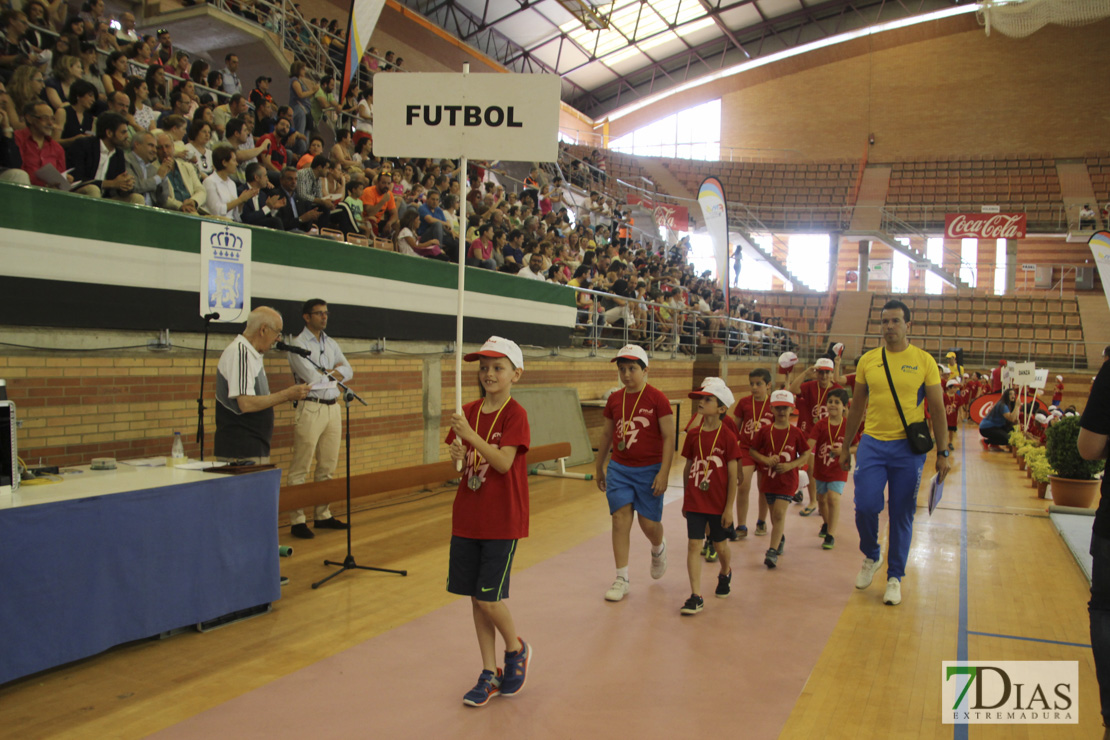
left=258, top=133, right=287, bottom=169
left=446, top=398, right=531, bottom=540
left=604, top=384, right=672, bottom=467
left=751, top=424, right=809, bottom=496
left=796, top=380, right=843, bottom=432
left=843, top=373, right=856, bottom=392
left=1053, top=382, right=1064, bottom=403
left=944, top=392, right=964, bottom=427
left=733, top=395, right=774, bottom=451
left=991, top=367, right=1003, bottom=393
left=15, top=128, right=67, bottom=187
left=681, top=423, right=741, bottom=515
left=965, top=379, right=979, bottom=399
left=807, top=417, right=859, bottom=484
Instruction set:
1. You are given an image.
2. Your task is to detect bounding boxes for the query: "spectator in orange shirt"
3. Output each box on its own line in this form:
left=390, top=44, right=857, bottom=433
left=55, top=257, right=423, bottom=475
left=359, top=170, right=397, bottom=237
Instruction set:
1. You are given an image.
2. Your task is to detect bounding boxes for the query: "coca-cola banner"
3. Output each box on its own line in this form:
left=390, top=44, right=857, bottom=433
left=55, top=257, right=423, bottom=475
left=627, top=195, right=689, bottom=232
left=944, top=213, right=1027, bottom=240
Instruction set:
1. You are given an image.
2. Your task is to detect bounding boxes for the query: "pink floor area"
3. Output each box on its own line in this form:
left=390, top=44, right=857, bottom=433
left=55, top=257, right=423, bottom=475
left=151, top=501, right=867, bottom=739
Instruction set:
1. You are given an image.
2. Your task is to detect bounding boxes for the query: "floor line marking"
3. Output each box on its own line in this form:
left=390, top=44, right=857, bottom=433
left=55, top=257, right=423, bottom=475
left=966, top=630, right=1093, bottom=649
left=955, top=424, right=969, bottom=740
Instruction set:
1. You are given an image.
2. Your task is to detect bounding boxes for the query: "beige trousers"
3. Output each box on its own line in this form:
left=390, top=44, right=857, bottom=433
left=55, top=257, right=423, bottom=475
left=286, top=401, right=342, bottom=525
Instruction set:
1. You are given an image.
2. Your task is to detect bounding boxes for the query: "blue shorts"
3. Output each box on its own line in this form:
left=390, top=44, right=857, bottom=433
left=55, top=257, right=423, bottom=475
left=764, top=493, right=794, bottom=505
left=606, top=460, right=664, bottom=522
left=816, top=480, right=845, bottom=496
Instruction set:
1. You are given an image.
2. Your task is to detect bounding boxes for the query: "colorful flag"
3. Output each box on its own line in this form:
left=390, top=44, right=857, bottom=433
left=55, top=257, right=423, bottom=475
left=341, top=0, right=387, bottom=98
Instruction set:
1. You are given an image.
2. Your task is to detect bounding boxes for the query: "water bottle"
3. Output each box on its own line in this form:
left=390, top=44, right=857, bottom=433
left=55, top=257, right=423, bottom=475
left=170, top=431, right=186, bottom=466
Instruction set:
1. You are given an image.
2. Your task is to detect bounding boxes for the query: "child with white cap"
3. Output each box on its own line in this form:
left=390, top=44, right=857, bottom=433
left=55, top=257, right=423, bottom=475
left=680, top=377, right=740, bottom=615
left=789, top=355, right=843, bottom=516
left=1052, top=375, right=1065, bottom=408
left=749, top=390, right=812, bottom=568
left=944, top=379, right=965, bottom=452
left=446, top=336, right=532, bottom=707
left=596, top=344, right=676, bottom=602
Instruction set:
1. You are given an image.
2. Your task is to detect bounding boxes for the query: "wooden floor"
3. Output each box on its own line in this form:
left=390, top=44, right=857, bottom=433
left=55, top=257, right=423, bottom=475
left=0, top=423, right=1102, bottom=739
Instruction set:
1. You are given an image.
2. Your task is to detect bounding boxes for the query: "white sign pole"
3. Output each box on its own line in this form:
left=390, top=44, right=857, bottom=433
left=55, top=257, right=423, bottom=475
left=455, top=63, right=470, bottom=472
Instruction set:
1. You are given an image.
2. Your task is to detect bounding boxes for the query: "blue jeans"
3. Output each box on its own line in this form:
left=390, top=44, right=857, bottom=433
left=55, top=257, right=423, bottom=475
left=853, top=435, right=926, bottom=580
left=292, top=103, right=310, bottom=135
left=1090, top=532, right=1110, bottom=722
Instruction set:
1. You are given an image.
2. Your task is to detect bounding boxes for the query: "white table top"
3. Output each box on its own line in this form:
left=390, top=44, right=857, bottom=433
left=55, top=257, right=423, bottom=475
left=3, top=461, right=239, bottom=510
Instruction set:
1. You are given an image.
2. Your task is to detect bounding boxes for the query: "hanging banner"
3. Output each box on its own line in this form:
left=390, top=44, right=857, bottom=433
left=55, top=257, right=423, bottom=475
left=697, top=177, right=729, bottom=303
left=1088, top=231, right=1110, bottom=310
left=372, top=73, right=561, bottom=161
left=625, top=195, right=689, bottom=232
left=200, top=221, right=251, bottom=323
left=340, top=0, right=386, bottom=98
left=944, top=213, right=1027, bottom=239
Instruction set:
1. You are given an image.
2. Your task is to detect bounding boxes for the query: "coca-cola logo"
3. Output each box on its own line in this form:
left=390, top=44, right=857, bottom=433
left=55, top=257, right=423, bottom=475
left=653, top=204, right=688, bottom=231
left=944, top=213, right=1027, bottom=240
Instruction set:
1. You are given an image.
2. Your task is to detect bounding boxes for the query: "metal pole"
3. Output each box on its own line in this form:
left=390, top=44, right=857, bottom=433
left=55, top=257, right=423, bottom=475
left=454, top=62, right=470, bottom=472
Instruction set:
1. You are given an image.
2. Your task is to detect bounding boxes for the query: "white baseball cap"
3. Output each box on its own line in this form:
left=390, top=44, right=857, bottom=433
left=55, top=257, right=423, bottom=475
left=464, top=336, right=524, bottom=369
left=612, top=344, right=649, bottom=367
left=814, top=358, right=835, bottom=371
left=770, top=389, right=795, bottom=407
left=946, top=379, right=960, bottom=388
left=1056, top=375, right=1063, bottom=381
left=832, top=342, right=844, bottom=358
left=1034, top=413, right=1048, bottom=424
left=778, top=351, right=799, bottom=371
left=689, top=377, right=735, bottom=408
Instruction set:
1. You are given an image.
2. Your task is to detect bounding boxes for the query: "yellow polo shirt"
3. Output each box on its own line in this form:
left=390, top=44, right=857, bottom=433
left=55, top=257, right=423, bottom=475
left=856, top=344, right=941, bottom=441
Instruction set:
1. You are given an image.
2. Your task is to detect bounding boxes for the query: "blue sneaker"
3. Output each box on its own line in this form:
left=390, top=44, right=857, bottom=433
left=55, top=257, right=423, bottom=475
left=500, top=638, right=532, bottom=696
left=462, top=668, right=502, bottom=707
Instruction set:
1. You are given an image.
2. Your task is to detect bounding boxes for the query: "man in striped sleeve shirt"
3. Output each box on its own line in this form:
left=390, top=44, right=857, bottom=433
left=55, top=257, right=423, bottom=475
left=215, top=306, right=310, bottom=462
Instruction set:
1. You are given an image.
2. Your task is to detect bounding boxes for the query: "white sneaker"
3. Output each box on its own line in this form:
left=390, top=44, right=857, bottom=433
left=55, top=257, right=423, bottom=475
left=855, top=557, right=882, bottom=590
left=650, top=538, right=667, bottom=580
left=604, top=577, right=630, bottom=602
left=883, top=577, right=902, bottom=606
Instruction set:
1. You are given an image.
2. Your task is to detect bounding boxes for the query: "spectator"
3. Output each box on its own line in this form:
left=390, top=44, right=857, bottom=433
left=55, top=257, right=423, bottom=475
left=253, top=98, right=275, bottom=137
left=359, top=170, right=397, bottom=237
left=116, top=11, right=140, bottom=44
left=330, top=127, right=358, bottom=173
left=978, top=387, right=1018, bottom=449
left=220, top=53, right=242, bottom=95
left=1080, top=203, right=1097, bottom=230
left=258, top=115, right=292, bottom=172
left=238, top=161, right=285, bottom=228
left=288, top=60, right=316, bottom=135
left=310, top=75, right=340, bottom=130
left=396, top=207, right=447, bottom=260
left=203, top=145, right=255, bottom=221
left=295, top=153, right=337, bottom=216
left=53, top=78, right=96, bottom=147
left=66, top=110, right=139, bottom=201
left=517, top=251, right=547, bottom=281
left=153, top=130, right=206, bottom=213
left=146, top=64, right=169, bottom=111
left=124, top=77, right=157, bottom=132
left=296, top=134, right=323, bottom=169
left=15, top=100, right=68, bottom=185
left=45, top=54, right=83, bottom=110
left=249, top=75, right=273, bottom=108
left=502, top=228, right=525, bottom=267
left=353, top=84, right=372, bottom=148
left=124, top=129, right=169, bottom=206
left=1, top=11, right=31, bottom=84
left=275, top=104, right=307, bottom=155
left=183, top=119, right=213, bottom=176
left=273, top=166, right=321, bottom=231
left=225, top=116, right=268, bottom=170
left=467, top=222, right=496, bottom=269
left=93, top=21, right=118, bottom=54
left=417, top=188, right=458, bottom=260
left=212, top=93, right=247, bottom=138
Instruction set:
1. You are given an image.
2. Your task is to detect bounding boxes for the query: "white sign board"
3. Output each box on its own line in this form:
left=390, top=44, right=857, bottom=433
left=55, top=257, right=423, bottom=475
left=981, top=205, right=1001, bottom=213
left=869, top=260, right=892, bottom=282
left=1001, top=365, right=1014, bottom=387
left=1031, top=368, right=1049, bottom=389
left=1013, top=361, right=1036, bottom=386
left=200, top=221, right=251, bottom=323
left=372, top=73, right=561, bottom=161
left=1021, top=263, right=1036, bottom=271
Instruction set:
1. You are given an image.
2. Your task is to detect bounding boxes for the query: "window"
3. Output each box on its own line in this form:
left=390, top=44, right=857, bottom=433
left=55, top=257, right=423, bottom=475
left=610, top=99, right=720, bottom=161
left=892, top=238, right=910, bottom=294
left=960, top=238, right=977, bottom=288
left=786, top=234, right=829, bottom=293
left=925, top=237, right=944, bottom=295
left=994, top=238, right=1007, bottom=295
left=737, top=234, right=774, bottom=290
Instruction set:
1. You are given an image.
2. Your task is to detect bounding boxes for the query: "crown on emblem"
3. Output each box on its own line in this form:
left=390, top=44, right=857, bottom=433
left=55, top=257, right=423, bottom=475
left=210, top=227, right=244, bottom=260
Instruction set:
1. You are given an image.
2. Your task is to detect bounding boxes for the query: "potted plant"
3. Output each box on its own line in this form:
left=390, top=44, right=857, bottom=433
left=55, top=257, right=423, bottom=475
left=1029, top=457, right=1054, bottom=498
left=1009, top=429, right=1026, bottom=457
left=1023, top=445, right=1044, bottom=480
left=1045, top=415, right=1104, bottom=508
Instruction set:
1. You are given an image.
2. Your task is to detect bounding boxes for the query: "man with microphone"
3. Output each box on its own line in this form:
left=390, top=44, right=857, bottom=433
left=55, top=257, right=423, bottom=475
left=283, top=299, right=352, bottom=539
left=215, top=306, right=311, bottom=463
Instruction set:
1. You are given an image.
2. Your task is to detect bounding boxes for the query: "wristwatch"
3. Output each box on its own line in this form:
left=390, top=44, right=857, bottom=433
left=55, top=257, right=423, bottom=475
left=939, top=449, right=950, bottom=457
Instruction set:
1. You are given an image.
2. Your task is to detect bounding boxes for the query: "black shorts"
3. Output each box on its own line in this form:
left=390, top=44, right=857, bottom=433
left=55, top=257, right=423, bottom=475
left=685, top=510, right=729, bottom=543
left=447, top=536, right=518, bottom=602
left=948, top=426, right=957, bottom=433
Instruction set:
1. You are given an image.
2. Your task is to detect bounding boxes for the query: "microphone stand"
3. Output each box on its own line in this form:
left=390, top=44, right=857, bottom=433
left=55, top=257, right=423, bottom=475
left=195, top=313, right=218, bottom=461
left=287, top=352, right=407, bottom=589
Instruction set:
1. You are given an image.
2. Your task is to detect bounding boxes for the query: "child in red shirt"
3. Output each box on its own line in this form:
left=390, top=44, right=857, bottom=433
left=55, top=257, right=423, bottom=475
left=943, top=379, right=965, bottom=451
left=1052, top=375, right=1064, bottom=407
left=680, top=377, right=740, bottom=615
left=749, top=390, right=812, bottom=568
left=733, top=367, right=775, bottom=538
left=789, top=356, right=842, bottom=516
left=807, top=388, right=859, bottom=550
left=446, top=336, right=532, bottom=707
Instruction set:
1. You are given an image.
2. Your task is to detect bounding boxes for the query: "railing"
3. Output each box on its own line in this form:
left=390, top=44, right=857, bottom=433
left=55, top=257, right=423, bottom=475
left=828, top=332, right=1102, bottom=371
left=880, top=203, right=1070, bottom=233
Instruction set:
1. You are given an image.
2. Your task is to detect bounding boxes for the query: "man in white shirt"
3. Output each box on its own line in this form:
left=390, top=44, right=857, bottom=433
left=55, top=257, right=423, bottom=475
left=517, top=252, right=548, bottom=282
left=115, top=11, right=140, bottom=43
left=285, top=299, right=352, bottom=539
left=220, top=53, right=243, bottom=96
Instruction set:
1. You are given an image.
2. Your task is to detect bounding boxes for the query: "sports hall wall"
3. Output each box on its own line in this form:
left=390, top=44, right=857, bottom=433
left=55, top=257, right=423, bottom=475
left=607, top=16, right=1110, bottom=162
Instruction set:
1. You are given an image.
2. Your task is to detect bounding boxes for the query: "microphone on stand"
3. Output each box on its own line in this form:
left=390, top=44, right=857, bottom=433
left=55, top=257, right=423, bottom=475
left=275, top=340, right=311, bottom=358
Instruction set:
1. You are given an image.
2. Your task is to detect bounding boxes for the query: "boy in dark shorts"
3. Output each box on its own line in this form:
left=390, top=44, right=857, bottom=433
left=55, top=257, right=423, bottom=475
left=446, top=336, right=532, bottom=707
left=596, top=344, right=676, bottom=602
left=734, top=367, right=775, bottom=537
left=749, top=390, right=811, bottom=568
left=680, top=378, right=740, bottom=615
left=807, top=388, right=858, bottom=550
left=944, top=379, right=964, bottom=452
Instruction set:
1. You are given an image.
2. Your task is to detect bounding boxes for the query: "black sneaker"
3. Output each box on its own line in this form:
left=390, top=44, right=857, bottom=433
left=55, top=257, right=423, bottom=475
left=823, top=535, right=835, bottom=550
left=680, top=594, right=704, bottom=615
left=724, top=524, right=739, bottom=542
left=764, top=548, right=779, bottom=568
left=715, top=570, right=732, bottom=598
left=792, top=492, right=803, bottom=503
left=818, top=523, right=828, bottom=538
left=705, top=540, right=718, bottom=562
left=314, top=517, right=349, bottom=530
left=777, top=534, right=786, bottom=555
